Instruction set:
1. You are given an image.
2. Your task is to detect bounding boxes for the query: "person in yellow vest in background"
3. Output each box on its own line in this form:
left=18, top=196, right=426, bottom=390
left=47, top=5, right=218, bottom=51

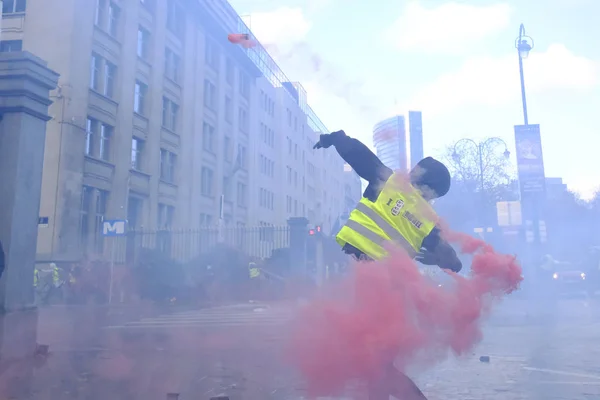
left=51, top=263, right=61, bottom=288
left=314, top=129, right=462, bottom=400
left=33, top=267, right=40, bottom=288
left=248, top=260, right=262, bottom=302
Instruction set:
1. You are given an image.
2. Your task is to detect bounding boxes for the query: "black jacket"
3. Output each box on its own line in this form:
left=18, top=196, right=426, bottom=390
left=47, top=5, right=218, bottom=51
left=328, top=131, right=461, bottom=271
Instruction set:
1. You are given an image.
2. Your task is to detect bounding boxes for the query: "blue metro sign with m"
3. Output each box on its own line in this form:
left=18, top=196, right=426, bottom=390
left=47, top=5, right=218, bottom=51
left=102, top=220, right=127, bottom=236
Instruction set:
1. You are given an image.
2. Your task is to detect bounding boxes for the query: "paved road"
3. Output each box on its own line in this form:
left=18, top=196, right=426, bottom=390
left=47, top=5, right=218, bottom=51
left=19, top=297, right=600, bottom=399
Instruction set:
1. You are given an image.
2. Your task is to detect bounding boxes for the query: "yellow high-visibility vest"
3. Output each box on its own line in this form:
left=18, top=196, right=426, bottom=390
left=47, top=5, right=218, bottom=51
left=336, top=172, right=436, bottom=260
left=249, top=262, right=260, bottom=278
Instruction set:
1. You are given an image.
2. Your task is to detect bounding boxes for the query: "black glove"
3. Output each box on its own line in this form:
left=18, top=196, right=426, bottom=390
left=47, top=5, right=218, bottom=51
left=415, top=248, right=438, bottom=266
left=313, top=130, right=345, bottom=149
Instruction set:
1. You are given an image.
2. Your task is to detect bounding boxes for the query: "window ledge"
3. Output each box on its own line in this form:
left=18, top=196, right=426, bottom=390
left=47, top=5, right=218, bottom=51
left=130, top=168, right=150, bottom=178
left=165, top=76, right=181, bottom=87
left=133, top=111, right=149, bottom=121
left=3, top=12, right=25, bottom=18
left=159, top=179, right=178, bottom=188
left=89, top=88, right=119, bottom=106
left=137, top=56, right=152, bottom=67
left=84, top=155, right=115, bottom=168
left=93, top=25, right=121, bottom=46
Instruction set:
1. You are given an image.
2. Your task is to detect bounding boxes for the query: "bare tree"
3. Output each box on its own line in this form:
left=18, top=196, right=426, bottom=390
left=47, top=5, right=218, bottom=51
left=441, top=138, right=514, bottom=195
left=434, top=138, right=517, bottom=231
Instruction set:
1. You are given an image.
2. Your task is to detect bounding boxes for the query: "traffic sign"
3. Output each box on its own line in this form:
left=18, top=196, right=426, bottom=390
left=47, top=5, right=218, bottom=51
left=102, top=219, right=127, bottom=236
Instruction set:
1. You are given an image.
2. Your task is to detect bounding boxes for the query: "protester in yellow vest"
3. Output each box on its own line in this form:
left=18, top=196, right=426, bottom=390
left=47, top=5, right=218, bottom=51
left=313, top=129, right=462, bottom=400
left=314, top=130, right=461, bottom=272
left=248, top=262, right=260, bottom=279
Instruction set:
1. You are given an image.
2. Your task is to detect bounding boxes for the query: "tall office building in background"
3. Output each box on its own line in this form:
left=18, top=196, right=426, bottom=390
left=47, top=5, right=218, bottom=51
left=408, top=111, right=424, bottom=168
left=372, top=112, right=424, bottom=172
left=373, top=116, right=408, bottom=171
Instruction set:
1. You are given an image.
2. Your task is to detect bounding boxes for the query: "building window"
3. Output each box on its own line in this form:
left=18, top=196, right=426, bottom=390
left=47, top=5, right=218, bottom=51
left=201, top=166, right=214, bottom=197
left=99, top=124, right=112, bottom=161
left=205, top=40, right=218, bottom=69
left=223, top=136, right=232, bottom=162
left=237, top=144, right=247, bottom=170
left=90, top=53, right=116, bottom=98
left=158, top=203, right=174, bottom=229
left=223, top=176, right=231, bottom=199
left=200, top=213, right=213, bottom=227
left=103, top=61, right=116, bottom=98
left=137, top=26, right=151, bottom=59
left=166, top=0, right=184, bottom=38
left=80, top=186, right=109, bottom=253
left=286, top=196, right=292, bottom=213
left=95, top=0, right=105, bottom=27
left=80, top=186, right=92, bottom=246
left=259, top=188, right=274, bottom=210
left=160, top=148, right=177, bottom=183
left=202, top=122, right=215, bottom=153
left=95, top=189, right=109, bottom=252
left=224, top=96, right=232, bottom=123
left=164, top=47, right=180, bottom=82
left=131, top=137, right=144, bottom=170
left=261, top=123, right=274, bottom=147
left=2, top=0, right=26, bottom=13
left=90, top=54, right=101, bottom=91
left=239, top=73, right=250, bottom=99
left=108, top=2, right=120, bottom=37
left=140, top=0, right=154, bottom=11
left=286, top=166, right=292, bottom=184
left=287, top=136, right=292, bottom=154
left=259, top=154, right=274, bottom=178
left=203, top=79, right=216, bottom=110
left=236, top=182, right=247, bottom=207
left=225, top=58, right=234, bottom=85
left=238, top=107, right=248, bottom=133
left=85, top=117, right=112, bottom=161
left=134, top=81, right=147, bottom=115
left=286, top=108, right=292, bottom=126
left=127, top=197, right=143, bottom=230
left=162, top=97, right=179, bottom=131
left=0, top=40, right=22, bottom=52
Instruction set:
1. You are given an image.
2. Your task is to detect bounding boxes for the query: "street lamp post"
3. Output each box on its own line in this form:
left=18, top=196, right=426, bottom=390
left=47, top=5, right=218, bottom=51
left=515, top=24, right=534, bottom=126
left=514, top=24, right=545, bottom=261
left=452, top=137, right=510, bottom=232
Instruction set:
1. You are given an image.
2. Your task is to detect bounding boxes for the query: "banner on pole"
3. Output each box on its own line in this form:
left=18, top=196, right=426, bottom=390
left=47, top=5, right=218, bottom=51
left=514, top=124, right=546, bottom=196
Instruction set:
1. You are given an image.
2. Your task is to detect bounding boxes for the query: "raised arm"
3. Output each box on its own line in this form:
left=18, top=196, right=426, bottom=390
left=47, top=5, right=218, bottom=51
left=314, top=130, right=392, bottom=185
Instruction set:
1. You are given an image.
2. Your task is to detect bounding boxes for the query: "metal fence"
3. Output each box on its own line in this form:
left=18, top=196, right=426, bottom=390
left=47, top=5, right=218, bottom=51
left=103, top=226, right=291, bottom=264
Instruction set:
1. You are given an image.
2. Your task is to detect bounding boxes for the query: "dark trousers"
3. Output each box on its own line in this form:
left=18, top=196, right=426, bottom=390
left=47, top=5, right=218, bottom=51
left=343, top=244, right=428, bottom=400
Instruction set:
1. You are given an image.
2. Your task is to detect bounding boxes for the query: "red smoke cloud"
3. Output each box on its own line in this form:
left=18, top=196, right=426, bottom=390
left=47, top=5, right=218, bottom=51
left=287, top=232, right=522, bottom=397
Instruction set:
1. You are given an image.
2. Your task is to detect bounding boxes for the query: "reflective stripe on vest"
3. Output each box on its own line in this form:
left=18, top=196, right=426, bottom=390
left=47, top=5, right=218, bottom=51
left=336, top=173, right=437, bottom=260
left=353, top=202, right=417, bottom=256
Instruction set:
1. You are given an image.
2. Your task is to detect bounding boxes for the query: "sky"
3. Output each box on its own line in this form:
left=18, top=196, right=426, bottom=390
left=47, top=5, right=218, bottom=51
left=229, top=0, right=600, bottom=200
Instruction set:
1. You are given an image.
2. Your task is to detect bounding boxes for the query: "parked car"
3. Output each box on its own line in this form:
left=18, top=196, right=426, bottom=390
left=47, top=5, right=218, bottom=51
left=550, top=262, right=590, bottom=296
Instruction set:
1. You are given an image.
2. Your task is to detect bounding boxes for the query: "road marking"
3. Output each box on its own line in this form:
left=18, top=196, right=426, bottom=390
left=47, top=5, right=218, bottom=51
left=537, top=381, right=600, bottom=386
left=523, top=367, right=600, bottom=380
left=104, top=304, right=293, bottom=329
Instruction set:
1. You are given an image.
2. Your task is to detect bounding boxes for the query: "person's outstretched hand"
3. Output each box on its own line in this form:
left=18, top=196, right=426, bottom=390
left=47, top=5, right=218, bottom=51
left=415, top=248, right=438, bottom=265
left=313, top=130, right=345, bottom=149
